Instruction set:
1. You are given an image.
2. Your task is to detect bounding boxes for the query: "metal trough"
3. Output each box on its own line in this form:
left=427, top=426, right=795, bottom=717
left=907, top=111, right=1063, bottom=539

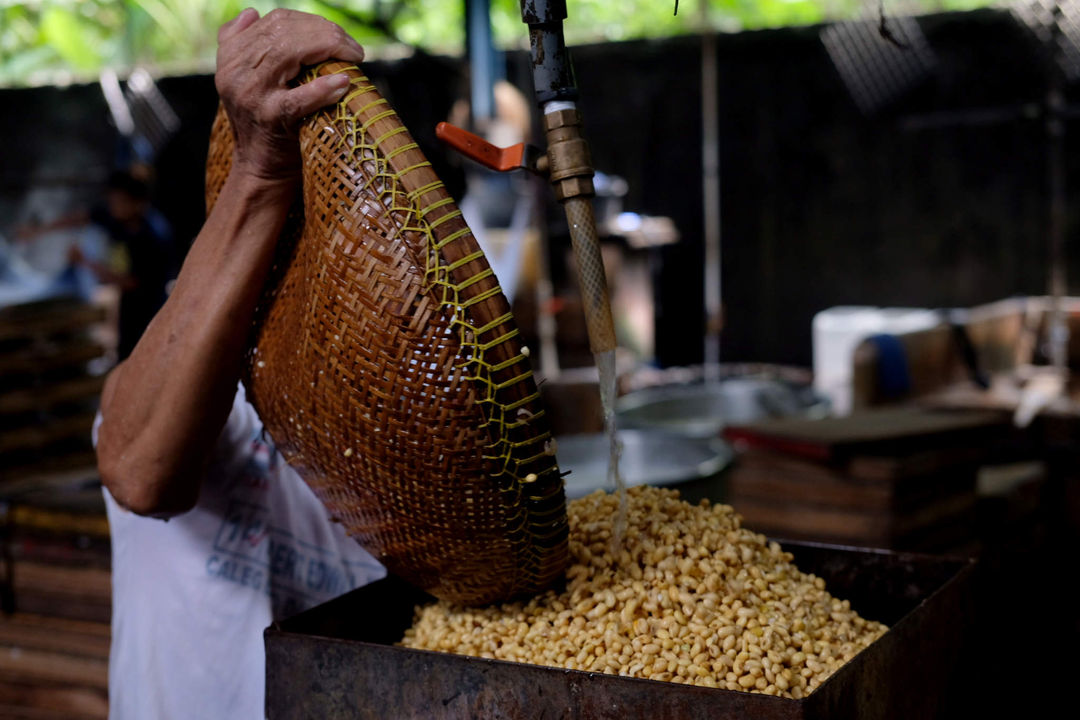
left=266, top=542, right=974, bottom=719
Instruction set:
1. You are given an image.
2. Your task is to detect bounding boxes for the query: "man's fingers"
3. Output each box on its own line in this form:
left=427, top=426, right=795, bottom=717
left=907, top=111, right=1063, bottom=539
left=222, top=10, right=364, bottom=86
left=252, top=11, right=364, bottom=75
left=343, top=36, right=365, bottom=64
left=218, top=7, right=259, bottom=44
left=286, top=28, right=365, bottom=72
left=299, top=34, right=365, bottom=67
left=280, top=74, right=351, bottom=122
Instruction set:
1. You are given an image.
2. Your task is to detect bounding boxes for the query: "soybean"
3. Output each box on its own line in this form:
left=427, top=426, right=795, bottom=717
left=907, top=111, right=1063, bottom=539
left=401, top=486, right=887, bottom=698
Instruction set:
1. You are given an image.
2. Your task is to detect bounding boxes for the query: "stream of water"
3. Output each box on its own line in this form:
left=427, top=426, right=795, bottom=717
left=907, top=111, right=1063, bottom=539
left=595, top=348, right=626, bottom=552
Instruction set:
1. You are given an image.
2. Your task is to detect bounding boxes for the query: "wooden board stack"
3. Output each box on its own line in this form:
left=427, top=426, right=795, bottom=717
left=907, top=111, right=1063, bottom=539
left=1, top=480, right=111, bottom=720
left=0, top=297, right=111, bottom=719
left=0, top=297, right=107, bottom=496
left=723, top=407, right=1010, bottom=552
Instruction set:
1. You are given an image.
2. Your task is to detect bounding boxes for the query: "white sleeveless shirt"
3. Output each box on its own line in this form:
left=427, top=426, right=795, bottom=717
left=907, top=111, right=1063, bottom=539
left=101, top=385, right=385, bottom=719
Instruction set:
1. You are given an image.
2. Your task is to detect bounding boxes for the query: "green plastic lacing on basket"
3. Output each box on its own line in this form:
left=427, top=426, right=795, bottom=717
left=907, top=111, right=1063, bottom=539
left=310, top=65, right=559, bottom=511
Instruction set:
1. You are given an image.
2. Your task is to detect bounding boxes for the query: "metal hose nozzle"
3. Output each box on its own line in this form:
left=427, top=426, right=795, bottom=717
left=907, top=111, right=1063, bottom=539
left=564, top=196, right=616, bottom=354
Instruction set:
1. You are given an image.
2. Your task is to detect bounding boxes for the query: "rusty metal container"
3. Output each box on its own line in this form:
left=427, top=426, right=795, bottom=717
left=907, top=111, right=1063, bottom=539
left=265, top=542, right=974, bottom=720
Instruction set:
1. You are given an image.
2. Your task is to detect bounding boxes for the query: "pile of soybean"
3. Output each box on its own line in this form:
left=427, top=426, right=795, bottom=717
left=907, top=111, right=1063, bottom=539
left=402, top=485, right=887, bottom=698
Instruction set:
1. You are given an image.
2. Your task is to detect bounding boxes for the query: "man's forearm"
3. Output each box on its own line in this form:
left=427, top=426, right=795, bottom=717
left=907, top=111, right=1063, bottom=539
left=97, top=171, right=294, bottom=516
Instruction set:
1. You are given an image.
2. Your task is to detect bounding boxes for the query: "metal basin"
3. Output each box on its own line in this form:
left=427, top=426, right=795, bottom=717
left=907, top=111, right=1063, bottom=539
left=616, top=379, right=828, bottom=440
left=556, top=430, right=732, bottom=502
left=265, top=543, right=975, bottom=719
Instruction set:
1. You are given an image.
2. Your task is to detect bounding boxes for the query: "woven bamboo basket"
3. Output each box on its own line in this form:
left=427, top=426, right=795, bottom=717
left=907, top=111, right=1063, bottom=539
left=205, top=61, right=569, bottom=605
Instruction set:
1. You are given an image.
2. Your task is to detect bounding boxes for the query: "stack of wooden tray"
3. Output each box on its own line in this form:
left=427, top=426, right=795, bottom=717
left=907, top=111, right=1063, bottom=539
left=0, top=297, right=110, bottom=719
left=723, top=407, right=1009, bottom=551
left=0, top=297, right=107, bottom=497
left=0, top=612, right=109, bottom=719
left=0, top=480, right=111, bottom=720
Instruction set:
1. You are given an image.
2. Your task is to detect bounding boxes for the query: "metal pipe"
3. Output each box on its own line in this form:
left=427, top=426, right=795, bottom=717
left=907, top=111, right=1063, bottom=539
left=465, top=0, right=496, bottom=124
left=520, top=0, right=616, bottom=355
left=519, top=0, right=576, bottom=104
left=700, top=0, right=722, bottom=381
left=1048, top=4, right=1069, bottom=377
left=534, top=178, right=561, bottom=377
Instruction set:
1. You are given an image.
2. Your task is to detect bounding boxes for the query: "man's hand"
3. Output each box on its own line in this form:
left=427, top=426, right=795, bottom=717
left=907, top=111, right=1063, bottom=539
left=214, top=8, right=365, bottom=185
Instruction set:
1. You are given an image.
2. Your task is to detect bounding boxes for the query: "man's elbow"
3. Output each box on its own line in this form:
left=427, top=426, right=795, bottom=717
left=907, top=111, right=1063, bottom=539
left=97, top=445, right=198, bottom=518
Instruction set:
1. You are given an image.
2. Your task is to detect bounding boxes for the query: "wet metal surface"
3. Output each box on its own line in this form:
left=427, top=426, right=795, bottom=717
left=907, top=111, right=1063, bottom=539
left=556, top=430, right=731, bottom=499
left=616, top=380, right=828, bottom=439
left=266, top=542, right=974, bottom=719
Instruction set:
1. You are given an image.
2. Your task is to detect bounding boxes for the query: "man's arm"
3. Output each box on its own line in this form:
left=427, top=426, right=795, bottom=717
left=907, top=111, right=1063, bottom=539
left=96, top=8, right=364, bottom=517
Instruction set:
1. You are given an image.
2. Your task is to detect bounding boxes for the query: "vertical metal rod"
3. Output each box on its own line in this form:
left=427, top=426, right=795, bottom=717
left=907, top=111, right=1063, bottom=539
left=466, top=0, right=496, bottom=124
left=534, top=178, right=561, bottom=377
left=1048, top=4, right=1069, bottom=375
left=701, top=0, right=722, bottom=382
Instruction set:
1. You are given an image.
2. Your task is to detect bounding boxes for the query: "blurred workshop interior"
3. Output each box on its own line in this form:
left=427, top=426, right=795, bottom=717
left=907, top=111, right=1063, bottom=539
left=1, top=1, right=1079, bottom=718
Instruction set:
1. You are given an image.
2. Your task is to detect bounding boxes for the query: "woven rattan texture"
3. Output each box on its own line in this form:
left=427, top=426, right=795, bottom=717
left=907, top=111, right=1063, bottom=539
left=204, top=62, right=568, bottom=605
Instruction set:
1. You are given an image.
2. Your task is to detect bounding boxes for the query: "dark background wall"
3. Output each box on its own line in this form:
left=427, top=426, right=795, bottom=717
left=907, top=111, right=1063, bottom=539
left=0, top=9, right=1070, bottom=368
left=709, top=10, right=1052, bottom=368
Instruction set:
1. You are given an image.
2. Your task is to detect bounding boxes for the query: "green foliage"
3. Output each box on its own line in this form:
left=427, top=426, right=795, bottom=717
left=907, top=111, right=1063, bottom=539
left=0, top=0, right=998, bottom=86
left=40, top=5, right=103, bottom=70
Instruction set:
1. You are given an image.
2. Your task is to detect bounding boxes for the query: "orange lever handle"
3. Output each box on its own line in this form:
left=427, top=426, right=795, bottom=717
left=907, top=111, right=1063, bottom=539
left=436, top=122, right=526, bottom=173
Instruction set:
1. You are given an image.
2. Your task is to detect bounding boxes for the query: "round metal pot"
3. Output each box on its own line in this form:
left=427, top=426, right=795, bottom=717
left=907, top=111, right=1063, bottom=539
left=556, top=429, right=733, bottom=504
left=615, top=378, right=828, bottom=440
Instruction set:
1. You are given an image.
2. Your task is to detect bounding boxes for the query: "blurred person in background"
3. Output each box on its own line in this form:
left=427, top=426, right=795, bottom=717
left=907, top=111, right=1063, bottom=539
left=79, top=166, right=177, bottom=359
left=17, top=165, right=178, bottom=358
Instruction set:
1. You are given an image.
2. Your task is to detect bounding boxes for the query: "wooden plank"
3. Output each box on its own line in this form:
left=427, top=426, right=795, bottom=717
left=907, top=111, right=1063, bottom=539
left=10, top=563, right=113, bottom=623
left=0, top=614, right=110, bottom=660
left=724, top=407, right=1008, bottom=462
left=8, top=506, right=109, bottom=538
left=11, top=563, right=111, bottom=599
left=728, top=452, right=977, bottom=512
left=0, top=469, right=103, bottom=508
left=847, top=446, right=984, bottom=482
left=734, top=497, right=895, bottom=543
left=0, top=646, right=107, bottom=689
left=0, top=341, right=105, bottom=376
left=728, top=454, right=895, bottom=512
left=0, top=412, right=96, bottom=454
left=5, top=531, right=111, bottom=569
left=0, top=704, right=105, bottom=720
left=0, top=376, right=105, bottom=416
left=0, top=614, right=109, bottom=639
left=0, top=301, right=105, bottom=342
left=733, top=492, right=976, bottom=547
left=0, top=684, right=108, bottom=720
left=0, top=454, right=99, bottom=491
left=10, top=593, right=111, bottom=625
